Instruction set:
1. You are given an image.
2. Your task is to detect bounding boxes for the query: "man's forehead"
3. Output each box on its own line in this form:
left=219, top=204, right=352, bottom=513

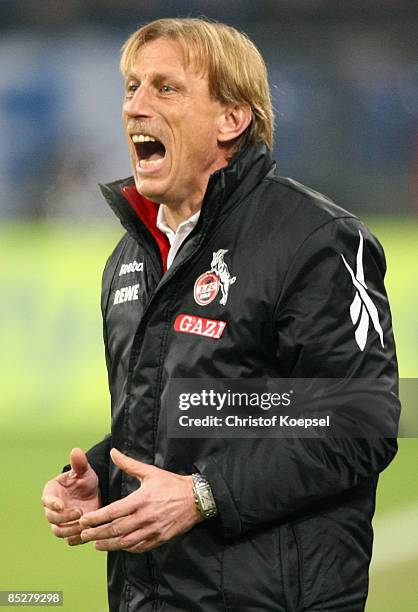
left=126, top=37, right=207, bottom=78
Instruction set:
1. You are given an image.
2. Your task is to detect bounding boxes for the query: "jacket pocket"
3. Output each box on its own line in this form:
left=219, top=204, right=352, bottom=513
left=222, top=526, right=287, bottom=611
left=278, top=523, right=304, bottom=612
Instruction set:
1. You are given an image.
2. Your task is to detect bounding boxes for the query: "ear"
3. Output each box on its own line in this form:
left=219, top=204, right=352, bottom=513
left=217, top=104, right=252, bottom=145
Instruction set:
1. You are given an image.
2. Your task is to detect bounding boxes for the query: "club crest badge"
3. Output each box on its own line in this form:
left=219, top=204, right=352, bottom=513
left=194, top=272, right=220, bottom=306
left=194, top=249, right=236, bottom=306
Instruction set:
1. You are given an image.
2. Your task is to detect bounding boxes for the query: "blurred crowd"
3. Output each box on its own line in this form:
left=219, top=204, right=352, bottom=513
left=2, top=1, right=418, bottom=27
left=0, top=0, right=417, bottom=219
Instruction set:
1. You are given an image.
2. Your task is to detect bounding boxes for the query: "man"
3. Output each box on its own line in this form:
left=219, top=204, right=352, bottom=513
left=42, top=18, right=400, bottom=612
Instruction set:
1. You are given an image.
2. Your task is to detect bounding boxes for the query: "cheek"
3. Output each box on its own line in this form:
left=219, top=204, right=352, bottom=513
left=195, top=115, right=218, bottom=139
left=182, top=122, right=218, bottom=159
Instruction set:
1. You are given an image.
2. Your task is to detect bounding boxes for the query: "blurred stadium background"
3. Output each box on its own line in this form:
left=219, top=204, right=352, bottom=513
left=0, top=1, right=417, bottom=610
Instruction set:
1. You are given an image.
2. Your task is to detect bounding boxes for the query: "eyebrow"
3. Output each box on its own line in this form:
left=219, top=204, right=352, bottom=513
left=125, top=70, right=185, bottom=85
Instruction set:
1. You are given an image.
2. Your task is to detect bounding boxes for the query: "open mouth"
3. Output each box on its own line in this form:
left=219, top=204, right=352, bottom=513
left=132, top=134, right=166, bottom=169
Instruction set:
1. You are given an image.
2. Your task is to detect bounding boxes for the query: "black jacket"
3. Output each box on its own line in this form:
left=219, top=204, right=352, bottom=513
left=86, top=145, right=399, bottom=611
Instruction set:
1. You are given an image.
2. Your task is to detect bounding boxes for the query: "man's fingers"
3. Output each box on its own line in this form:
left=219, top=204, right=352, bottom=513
left=94, top=527, right=153, bottom=552
left=44, top=507, right=82, bottom=525
left=125, top=538, right=160, bottom=554
left=52, top=521, right=82, bottom=539
left=80, top=493, right=140, bottom=528
left=67, top=534, right=84, bottom=546
left=69, top=448, right=89, bottom=478
left=80, top=514, right=142, bottom=542
left=41, top=495, right=64, bottom=512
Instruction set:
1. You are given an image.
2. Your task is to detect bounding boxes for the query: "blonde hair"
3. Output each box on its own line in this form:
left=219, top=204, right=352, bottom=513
left=120, top=18, right=274, bottom=151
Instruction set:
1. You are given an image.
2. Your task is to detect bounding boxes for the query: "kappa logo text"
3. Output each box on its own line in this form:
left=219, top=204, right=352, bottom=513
left=174, top=314, right=226, bottom=339
left=114, top=284, right=140, bottom=305
left=119, top=260, right=144, bottom=276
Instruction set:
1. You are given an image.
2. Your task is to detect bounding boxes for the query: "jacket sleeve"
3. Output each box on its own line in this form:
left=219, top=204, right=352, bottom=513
left=194, top=217, right=400, bottom=539
left=61, top=244, right=121, bottom=503
left=81, top=245, right=121, bottom=505
left=86, top=435, right=111, bottom=505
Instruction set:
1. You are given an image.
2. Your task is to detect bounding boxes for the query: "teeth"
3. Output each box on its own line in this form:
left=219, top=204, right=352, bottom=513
left=132, top=134, right=157, bottom=143
left=139, top=158, right=163, bottom=168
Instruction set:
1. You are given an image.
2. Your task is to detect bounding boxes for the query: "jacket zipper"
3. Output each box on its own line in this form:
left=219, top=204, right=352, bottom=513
left=108, top=175, right=226, bottom=607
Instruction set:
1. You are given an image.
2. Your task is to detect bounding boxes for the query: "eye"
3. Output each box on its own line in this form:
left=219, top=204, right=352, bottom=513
left=126, top=82, right=139, bottom=97
left=160, top=84, right=175, bottom=94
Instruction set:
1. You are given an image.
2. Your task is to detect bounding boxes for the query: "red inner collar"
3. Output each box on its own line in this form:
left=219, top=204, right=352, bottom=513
left=122, top=185, right=170, bottom=273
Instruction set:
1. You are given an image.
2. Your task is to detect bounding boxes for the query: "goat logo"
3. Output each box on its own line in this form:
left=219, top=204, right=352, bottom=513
left=341, top=231, right=384, bottom=351
left=194, top=249, right=236, bottom=307
left=210, top=249, right=236, bottom=306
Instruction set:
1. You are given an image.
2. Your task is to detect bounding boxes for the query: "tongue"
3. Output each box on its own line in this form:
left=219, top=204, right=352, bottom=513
left=149, top=150, right=164, bottom=161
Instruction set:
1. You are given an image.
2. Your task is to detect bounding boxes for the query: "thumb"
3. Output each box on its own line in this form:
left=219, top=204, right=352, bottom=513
left=69, top=448, right=89, bottom=478
left=110, top=448, right=152, bottom=480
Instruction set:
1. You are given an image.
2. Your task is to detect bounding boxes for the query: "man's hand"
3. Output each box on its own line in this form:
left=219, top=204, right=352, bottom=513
left=79, top=448, right=203, bottom=553
left=41, top=448, right=101, bottom=546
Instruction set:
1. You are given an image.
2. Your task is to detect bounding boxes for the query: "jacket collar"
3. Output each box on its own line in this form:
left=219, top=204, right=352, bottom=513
left=101, top=144, right=274, bottom=224
left=99, top=144, right=275, bottom=270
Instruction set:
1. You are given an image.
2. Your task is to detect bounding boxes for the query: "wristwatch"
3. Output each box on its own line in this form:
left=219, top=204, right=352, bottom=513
left=192, top=473, right=218, bottom=519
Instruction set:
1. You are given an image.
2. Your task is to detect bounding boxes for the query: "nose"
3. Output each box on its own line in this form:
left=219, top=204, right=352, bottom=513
left=123, top=84, right=154, bottom=118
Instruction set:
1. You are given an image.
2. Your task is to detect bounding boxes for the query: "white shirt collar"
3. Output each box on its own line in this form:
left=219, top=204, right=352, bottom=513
left=156, top=204, right=201, bottom=269
left=156, top=204, right=201, bottom=243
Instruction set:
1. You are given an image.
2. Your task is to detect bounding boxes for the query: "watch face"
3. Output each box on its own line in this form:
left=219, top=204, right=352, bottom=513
left=193, top=475, right=217, bottom=516
left=200, top=491, right=212, bottom=510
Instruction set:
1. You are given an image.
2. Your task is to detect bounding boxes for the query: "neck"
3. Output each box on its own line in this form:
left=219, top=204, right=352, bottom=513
left=161, top=150, right=236, bottom=231
left=161, top=201, right=201, bottom=232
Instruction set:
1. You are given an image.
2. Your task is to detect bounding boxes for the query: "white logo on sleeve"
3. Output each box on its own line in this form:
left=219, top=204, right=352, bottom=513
left=341, top=230, right=384, bottom=351
left=114, top=284, right=140, bottom=305
left=119, top=260, right=144, bottom=276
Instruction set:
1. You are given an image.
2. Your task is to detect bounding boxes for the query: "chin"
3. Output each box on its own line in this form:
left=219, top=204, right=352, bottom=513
left=134, top=179, right=164, bottom=203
